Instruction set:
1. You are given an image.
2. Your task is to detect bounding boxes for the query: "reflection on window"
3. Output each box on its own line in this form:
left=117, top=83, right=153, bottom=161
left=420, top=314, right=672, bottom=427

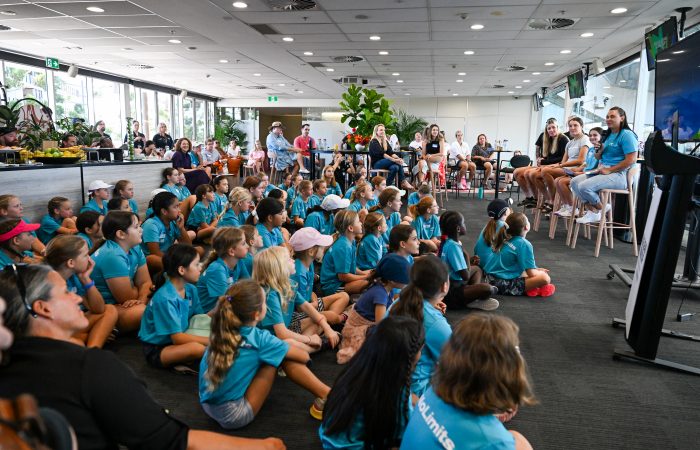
left=207, top=101, right=214, bottom=138
left=53, top=73, right=88, bottom=121
left=183, top=97, right=193, bottom=139
left=157, top=92, right=172, bottom=135
left=92, top=79, right=122, bottom=139
left=173, top=94, right=181, bottom=138
left=541, top=84, right=566, bottom=131
left=140, top=89, right=156, bottom=138
left=195, top=98, right=205, bottom=141
left=3, top=62, right=48, bottom=104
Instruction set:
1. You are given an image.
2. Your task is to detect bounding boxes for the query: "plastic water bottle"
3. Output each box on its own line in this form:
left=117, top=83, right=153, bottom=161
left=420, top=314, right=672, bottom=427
left=478, top=185, right=484, bottom=199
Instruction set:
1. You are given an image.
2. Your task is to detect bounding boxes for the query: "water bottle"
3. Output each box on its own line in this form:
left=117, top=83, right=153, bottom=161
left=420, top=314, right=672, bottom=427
left=478, top=185, right=484, bottom=199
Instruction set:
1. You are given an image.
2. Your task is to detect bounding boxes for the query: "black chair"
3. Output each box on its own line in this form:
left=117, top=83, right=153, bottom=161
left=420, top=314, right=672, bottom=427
left=500, top=155, right=531, bottom=200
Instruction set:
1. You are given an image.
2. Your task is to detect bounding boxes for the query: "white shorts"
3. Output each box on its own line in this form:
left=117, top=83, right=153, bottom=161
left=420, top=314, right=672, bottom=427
left=202, top=397, right=255, bottom=429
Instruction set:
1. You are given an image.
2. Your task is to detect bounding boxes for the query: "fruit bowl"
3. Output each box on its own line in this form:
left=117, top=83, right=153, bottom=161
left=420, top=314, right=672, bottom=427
left=34, top=156, right=82, bottom=164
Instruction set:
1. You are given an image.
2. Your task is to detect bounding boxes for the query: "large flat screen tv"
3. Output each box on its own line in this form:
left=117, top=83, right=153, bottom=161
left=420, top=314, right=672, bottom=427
left=645, top=17, right=678, bottom=70
left=567, top=70, right=585, bottom=99
left=655, top=31, right=700, bottom=143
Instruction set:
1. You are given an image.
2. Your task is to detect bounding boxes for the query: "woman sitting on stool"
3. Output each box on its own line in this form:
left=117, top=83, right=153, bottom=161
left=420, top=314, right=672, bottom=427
left=369, top=124, right=413, bottom=191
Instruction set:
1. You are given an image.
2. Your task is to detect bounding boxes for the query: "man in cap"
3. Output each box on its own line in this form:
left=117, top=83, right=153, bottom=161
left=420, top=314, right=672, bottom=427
left=266, top=121, right=303, bottom=177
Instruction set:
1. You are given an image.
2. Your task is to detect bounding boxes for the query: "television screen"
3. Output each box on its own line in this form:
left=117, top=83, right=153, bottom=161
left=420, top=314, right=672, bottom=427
left=532, top=93, right=543, bottom=111
left=655, top=31, right=700, bottom=143
left=645, top=17, right=678, bottom=70
left=567, top=70, right=585, bottom=99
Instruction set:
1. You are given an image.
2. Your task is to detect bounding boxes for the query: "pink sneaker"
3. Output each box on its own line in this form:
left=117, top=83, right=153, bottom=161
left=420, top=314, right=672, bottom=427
left=525, top=287, right=540, bottom=297
left=539, top=284, right=556, bottom=297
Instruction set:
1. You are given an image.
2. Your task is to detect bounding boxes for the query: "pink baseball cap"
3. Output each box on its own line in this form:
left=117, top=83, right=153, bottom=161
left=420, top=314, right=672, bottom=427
left=289, top=227, right=333, bottom=252
left=0, top=220, right=40, bottom=242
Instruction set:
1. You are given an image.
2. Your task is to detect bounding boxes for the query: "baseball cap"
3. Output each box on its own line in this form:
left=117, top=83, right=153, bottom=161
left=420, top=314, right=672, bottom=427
left=289, top=227, right=333, bottom=252
left=321, top=194, right=350, bottom=211
left=375, top=253, right=411, bottom=285
left=150, top=188, right=167, bottom=198
left=385, top=185, right=406, bottom=197
left=0, top=220, right=40, bottom=243
left=487, top=198, right=512, bottom=219
left=87, top=180, right=113, bottom=192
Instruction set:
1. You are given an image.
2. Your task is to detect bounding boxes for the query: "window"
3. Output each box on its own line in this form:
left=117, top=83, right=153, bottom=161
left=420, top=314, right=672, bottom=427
left=173, top=94, right=181, bottom=139
left=140, top=89, right=156, bottom=138
left=53, top=73, right=88, bottom=121
left=195, top=98, right=205, bottom=141
left=207, top=101, right=215, bottom=138
left=157, top=91, right=172, bottom=134
left=3, top=62, right=48, bottom=104
left=92, top=79, right=123, bottom=140
left=183, top=97, right=194, bottom=139
left=541, top=84, right=566, bottom=132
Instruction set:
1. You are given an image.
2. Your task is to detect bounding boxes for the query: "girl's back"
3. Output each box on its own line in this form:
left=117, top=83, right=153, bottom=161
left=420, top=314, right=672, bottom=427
left=483, top=235, right=535, bottom=280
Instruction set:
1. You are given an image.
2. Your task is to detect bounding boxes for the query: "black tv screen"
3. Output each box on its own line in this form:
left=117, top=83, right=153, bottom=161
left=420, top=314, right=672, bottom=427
left=532, top=93, right=543, bottom=111
left=655, top=31, right=700, bottom=143
left=567, top=70, right=585, bottom=99
left=645, top=17, right=678, bottom=70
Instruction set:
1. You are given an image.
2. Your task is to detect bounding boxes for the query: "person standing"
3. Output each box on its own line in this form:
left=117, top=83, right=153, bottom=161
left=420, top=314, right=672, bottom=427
left=153, top=122, right=174, bottom=151
left=293, top=123, right=315, bottom=174
left=124, top=120, right=146, bottom=150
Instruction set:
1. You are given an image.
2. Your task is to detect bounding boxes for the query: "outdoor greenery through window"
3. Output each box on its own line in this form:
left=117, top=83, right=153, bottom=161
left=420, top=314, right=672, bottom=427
left=3, top=62, right=48, bottom=104
left=53, top=72, right=88, bottom=122
left=92, top=78, right=123, bottom=139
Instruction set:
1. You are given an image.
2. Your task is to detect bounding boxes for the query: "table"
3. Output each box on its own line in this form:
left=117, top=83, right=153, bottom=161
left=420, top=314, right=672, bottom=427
left=492, top=149, right=513, bottom=199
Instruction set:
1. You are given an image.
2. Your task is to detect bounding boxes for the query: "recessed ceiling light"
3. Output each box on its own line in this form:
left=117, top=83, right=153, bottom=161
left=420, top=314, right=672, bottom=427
left=508, top=91, right=515, bottom=94
left=369, top=35, right=381, bottom=41
left=657, top=58, right=671, bottom=62
left=672, top=50, right=685, bottom=54
left=326, top=68, right=335, bottom=72
left=0, top=10, right=17, bottom=16
left=282, top=36, right=294, bottom=42
left=515, top=85, right=522, bottom=89
left=168, top=39, right=181, bottom=44
left=296, top=90, right=304, bottom=93
left=580, top=32, right=594, bottom=38
left=405, top=93, right=411, bottom=96
left=86, top=6, right=105, bottom=13
left=532, top=72, right=541, bottom=75
left=464, top=50, right=475, bottom=56
left=379, top=51, right=389, bottom=55
left=219, top=59, right=229, bottom=63
left=610, top=7, right=627, bottom=14
left=470, top=24, right=484, bottom=30
left=253, top=73, right=261, bottom=76
left=560, top=49, right=572, bottom=54
left=544, top=62, right=555, bottom=66
left=456, top=79, right=463, bottom=83
left=278, top=83, right=285, bottom=86
left=397, top=80, right=404, bottom=83
left=453, top=93, right=459, bottom=96
left=392, top=72, right=400, bottom=76
left=523, top=79, right=530, bottom=82
left=303, top=51, right=313, bottom=56
left=620, top=79, right=626, bottom=83
left=458, top=72, right=466, bottom=76
left=603, top=86, right=610, bottom=89
left=232, top=2, right=248, bottom=8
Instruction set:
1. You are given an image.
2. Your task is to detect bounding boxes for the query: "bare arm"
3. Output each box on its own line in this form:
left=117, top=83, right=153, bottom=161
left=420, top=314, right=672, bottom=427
left=599, top=151, right=637, bottom=174
left=171, top=332, right=209, bottom=346
left=134, top=265, right=153, bottom=302
left=187, top=430, right=285, bottom=450
left=106, top=277, right=139, bottom=304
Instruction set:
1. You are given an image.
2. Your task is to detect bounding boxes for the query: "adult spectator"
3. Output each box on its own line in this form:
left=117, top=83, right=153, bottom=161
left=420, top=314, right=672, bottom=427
left=369, top=124, right=413, bottom=190
left=143, top=140, right=158, bottom=157
left=226, top=139, right=241, bottom=158
left=293, top=123, right=316, bottom=174
left=449, top=130, right=475, bottom=190
left=171, top=138, right=211, bottom=192
left=153, top=122, right=174, bottom=151
left=266, top=121, right=303, bottom=176
left=572, top=107, right=638, bottom=224
left=95, top=120, right=110, bottom=140
left=60, top=133, right=78, bottom=148
left=416, top=124, right=446, bottom=185
left=201, top=139, right=221, bottom=165
left=124, top=120, right=146, bottom=149
left=0, top=264, right=285, bottom=450
left=471, top=134, right=495, bottom=188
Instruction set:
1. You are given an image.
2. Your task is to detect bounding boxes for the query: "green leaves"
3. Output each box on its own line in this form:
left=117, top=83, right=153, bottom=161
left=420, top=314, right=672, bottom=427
left=339, top=84, right=395, bottom=137
left=392, top=109, right=428, bottom=146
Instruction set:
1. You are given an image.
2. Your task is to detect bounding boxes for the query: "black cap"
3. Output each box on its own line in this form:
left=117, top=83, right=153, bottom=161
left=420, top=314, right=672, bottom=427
left=487, top=199, right=511, bottom=219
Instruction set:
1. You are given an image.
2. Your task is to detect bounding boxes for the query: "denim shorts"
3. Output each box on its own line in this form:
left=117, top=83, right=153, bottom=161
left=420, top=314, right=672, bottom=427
left=202, top=397, right=255, bottom=430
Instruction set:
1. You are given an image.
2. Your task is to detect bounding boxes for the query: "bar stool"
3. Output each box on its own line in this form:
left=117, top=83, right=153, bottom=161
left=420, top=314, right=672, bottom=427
left=530, top=193, right=546, bottom=231
left=548, top=191, right=568, bottom=239
left=428, top=162, right=447, bottom=208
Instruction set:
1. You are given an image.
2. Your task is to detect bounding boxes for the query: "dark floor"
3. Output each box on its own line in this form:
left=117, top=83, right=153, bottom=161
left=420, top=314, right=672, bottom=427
left=111, top=194, right=700, bottom=450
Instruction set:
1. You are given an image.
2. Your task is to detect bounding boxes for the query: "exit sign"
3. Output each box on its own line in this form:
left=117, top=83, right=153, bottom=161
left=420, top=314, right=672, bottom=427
left=267, top=96, right=278, bottom=102
left=45, top=57, right=60, bottom=69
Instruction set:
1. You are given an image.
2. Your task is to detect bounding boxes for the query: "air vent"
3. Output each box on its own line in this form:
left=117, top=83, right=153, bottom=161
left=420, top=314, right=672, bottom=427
left=308, top=62, right=325, bottom=68
left=267, top=0, right=317, bottom=11
left=0, top=24, right=11, bottom=31
left=250, top=24, right=278, bottom=35
left=528, top=18, right=578, bottom=30
left=246, top=86, right=268, bottom=90
left=332, top=56, right=364, bottom=63
left=125, top=64, right=154, bottom=69
left=336, top=76, right=368, bottom=86
left=373, top=84, right=386, bottom=89
left=495, top=65, right=526, bottom=72
left=491, top=84, right=505, bottom=89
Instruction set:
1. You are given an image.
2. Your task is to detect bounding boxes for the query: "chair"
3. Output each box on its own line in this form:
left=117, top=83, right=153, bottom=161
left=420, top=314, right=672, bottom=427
left=429, top=159, right=447, bottom=208
left=369, top=156, right=398, bottom=188
left=500, top=155, right=531, bottom=200
left=548, top=191, right=569, bottom=239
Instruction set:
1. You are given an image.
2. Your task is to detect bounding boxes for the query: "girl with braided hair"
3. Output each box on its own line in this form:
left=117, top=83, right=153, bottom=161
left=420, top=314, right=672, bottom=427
left=199, top=279, right=331, bottom=428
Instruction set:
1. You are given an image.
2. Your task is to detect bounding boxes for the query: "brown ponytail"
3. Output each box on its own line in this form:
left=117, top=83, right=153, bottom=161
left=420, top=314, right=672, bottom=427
left=492, top=212, right=529, bottom=252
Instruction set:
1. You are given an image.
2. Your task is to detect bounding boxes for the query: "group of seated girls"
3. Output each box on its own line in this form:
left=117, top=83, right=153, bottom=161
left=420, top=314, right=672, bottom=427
left=0, top=160, right=549, bottom=450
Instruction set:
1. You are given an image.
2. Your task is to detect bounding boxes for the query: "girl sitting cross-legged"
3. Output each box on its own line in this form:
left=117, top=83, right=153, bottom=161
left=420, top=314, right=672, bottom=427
left=251, top=197, right=287, bottom=249
left=320, top=210, right=371, bottom=296
left=141, top=191, right=194, bottom=274
left=305, top=194, right=349, bottom=235
left=409, top=196, right=441, bottom=254
left=186, top=184, right=220, bottom=242
left=37, top=196, right=78, bottom=245
left=356, top=212, right=387, bottom=271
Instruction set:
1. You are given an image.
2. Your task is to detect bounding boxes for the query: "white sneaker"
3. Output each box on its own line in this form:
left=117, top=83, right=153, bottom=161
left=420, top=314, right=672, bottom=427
left=467, top=298, right=500, bottom=311
left=604, top=203, right=612, bottom=213
left=465, top=182, right=471, bottom=190
left=576, top=210, right=601, bottom=224
left=299, top=168, right=310, bottom=174
left=554, top=205, right=572, bottom=217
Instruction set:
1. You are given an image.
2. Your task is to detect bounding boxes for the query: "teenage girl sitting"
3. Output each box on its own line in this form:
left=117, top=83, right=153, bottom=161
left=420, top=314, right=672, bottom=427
left=251, top=198, right=287, bottom=249
left=320, top=210, right=371, bottom=296
left=37, top=196, right=78, bottom=244
left=291, top=180, right=314, bottom=227
left=0, top=219, right=40, bottom=269
left=186, top=184, right=219, bottom=242
left=141, top=192, right=194, bottom=274
left=81, top=180, right=112, bottom=215
left=409, top=196, right=440, bottom=253
left=0, top=194, right=45, bottom=256
left=304, top=194, right=349, bottom=235
left=356, top=212, right=387, bottom=271
left=113, top=179, right=139, bottom=215
left=370, top=187, right=405, bottom=245
left=474, top=199, right=511, bottom=270
left=389, top=224, right=420, bottom=264
left=75, top=210, right=103, bottom=251
left=218, top=187, right=252, bottom=228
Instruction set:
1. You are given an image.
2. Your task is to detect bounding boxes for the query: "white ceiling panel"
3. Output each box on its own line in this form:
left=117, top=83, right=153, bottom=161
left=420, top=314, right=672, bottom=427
left=34, top=27, right=119, bottom=39
left=230, top=11, right=332, bottom=24
left=36, top=1, right=151, bottom=16
left=272, top=23, right=340, bottom=34
left=327, top=8, right=428, bottom=22
left=0, top=3, right=61, bottom=19
left=2, top=15, right=95, bottom=30
left=431, top=19, right=530, bottom=32
left=82, top=14, right=172, bottom=27
left=531, top=2, right=656, bottom=18
left=429, top=6, right=539, bottom=21
left=336, top=21, right=429, bottom=34
left=107, top=26, right=192, bottom=37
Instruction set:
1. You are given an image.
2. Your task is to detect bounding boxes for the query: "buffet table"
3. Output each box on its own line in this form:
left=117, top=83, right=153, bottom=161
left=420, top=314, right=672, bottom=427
left=0, top=160, right=171, bottom=222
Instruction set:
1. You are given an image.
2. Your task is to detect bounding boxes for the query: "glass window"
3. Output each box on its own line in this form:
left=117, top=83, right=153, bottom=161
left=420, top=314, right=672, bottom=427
left=195, top=98, right=205, bottom=141
left=53, top=73, right=89, bottom=121
left=92, top=79, right=123, bottom=140
left=183, top=97, right=194, bottom=139
left=172, top=94, right=181, bottom=139
left=642, top=69, right=656, bottom=141
left=541, top=84, right=566, bottom=131
left=157, top=92, right=172, bottom=134
left=3, top=62, right=48, bottom=104
left=140, top=89, right=156, bottom=138
left=207, top=101, right=215, bottom=138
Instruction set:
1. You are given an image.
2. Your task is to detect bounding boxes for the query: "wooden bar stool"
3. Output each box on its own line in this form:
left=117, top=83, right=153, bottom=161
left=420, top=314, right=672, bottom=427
left=548, top=191, right=568, bottom=239
left=593, top=166, right=639, bottom=257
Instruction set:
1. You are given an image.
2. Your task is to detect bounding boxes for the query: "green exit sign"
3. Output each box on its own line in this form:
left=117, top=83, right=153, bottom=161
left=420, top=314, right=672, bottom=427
left=267, top=96, right=278, bottom=102
left=45, top=57, right=60, bottom=69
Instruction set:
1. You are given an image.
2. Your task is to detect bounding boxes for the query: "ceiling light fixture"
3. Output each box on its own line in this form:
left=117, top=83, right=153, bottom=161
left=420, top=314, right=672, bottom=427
left=560, top=49, right=572, bottom=54
left=219, top=59, right=229, bottom=63
left=470, top=24, right=484, bottom=30
left=610, top=7, right=627, bottom=14
left=326, top=68, right=335, bottom=72
left=86, top=6, right=105, bottom=13
left=657, top=58, right=670, bottom=62
left=464, top=50, right=475, bottom=55
left=672, top=50, right=685, bottom=54
left=369, top=35, right=381, bottom=41
left=544, top=62, right=554, bottom=66
left=453, top=93, right=459, bottom=96
left=253, top=73, right=261, bottom=76
left=405, top=93, right=410, bottom=95
left=515, top=85, right=522, bottom=89
left=508, top=91, right=515, bottom=94
left=620, top=79, right=626, bottom=83
left=296, top=90, right=304, bottom=93
left=168, top=39, right=181, bottom=44
left=580, top=32, right=594, bottom=37
left=232, top=2, right=248, bottom=8
left=303, top=51, right=313, bottom=55
left=397, top=79, right=404, bottom=83
left=532, top=72, right=541, bottom=75
left=0, top=10, right=16, bottom=16
left=456, top=79, right=463, bottom=83
left=278, top=83, right=285, bottom=86
left=523, top=79, right=530, bottom=82
left=283, top=36, right=294, bottom=42
left=392, top=72, right=400, bottom=76
left=379, top=51, right=389, bottom=55
left=604, top=86, right=610, bottom=89
left=458, top=72, right=466, bottom=76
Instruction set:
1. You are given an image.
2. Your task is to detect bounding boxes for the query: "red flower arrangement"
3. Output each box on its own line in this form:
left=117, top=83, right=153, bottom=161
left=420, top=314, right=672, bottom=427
left=346, top=128, right=370, bottom=147
left=212, top=160, right=224, bottom=173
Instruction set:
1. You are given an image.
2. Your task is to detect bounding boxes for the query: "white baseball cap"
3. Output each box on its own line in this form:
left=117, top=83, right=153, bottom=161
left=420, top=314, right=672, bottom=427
left=321, top=194, right=350, bottom=211
left=87, top=180, right=113, bottom=192
left=289, top=227, right=333, bottom=252
left=150, top=188, right=167, bottom=198
left=385, top=185, right=406, bottom=197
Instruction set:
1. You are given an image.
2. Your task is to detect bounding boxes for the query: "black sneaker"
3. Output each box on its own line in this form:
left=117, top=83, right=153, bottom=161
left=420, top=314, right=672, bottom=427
left=517, top=197, right=535, bottom=207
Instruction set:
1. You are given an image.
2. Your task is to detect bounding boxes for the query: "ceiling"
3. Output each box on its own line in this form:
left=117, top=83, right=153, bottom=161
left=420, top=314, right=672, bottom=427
left=0, top=0, right=696, bottom=99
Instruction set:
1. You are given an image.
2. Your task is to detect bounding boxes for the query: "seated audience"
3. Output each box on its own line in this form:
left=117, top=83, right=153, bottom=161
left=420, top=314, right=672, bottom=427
left=0, top=219, right=40, bottom=268
left=320, top=210, right=371, bottom=296
left=37, top=196, right=77, bottom=244
left=81, top=180, right=113, bottom=215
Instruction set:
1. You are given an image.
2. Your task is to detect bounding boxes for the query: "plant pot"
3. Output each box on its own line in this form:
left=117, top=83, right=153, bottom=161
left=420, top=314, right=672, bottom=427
left=227, top=157, right=242, bottom=176
left=355, top=144, right=365, bottom=151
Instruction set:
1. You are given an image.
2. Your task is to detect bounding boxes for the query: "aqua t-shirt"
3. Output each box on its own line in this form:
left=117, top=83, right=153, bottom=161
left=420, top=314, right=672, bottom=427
left=199, top=326, right=288, bottom=405
left=218, top=209, right=249, bottom=228
left=141, top=216, right=181, bottom=255
left=327, top=183, right=343, bottom=198
left=305, top=211, right=335, bottom=235
left=128, top=198, right=139, bottom=215
left=357, top=233, right=386, bottom=271
left=344, top=186, right=356, bottom=200
left=256, top=223, right=284, bottom=248
left=382, top=211, right=402, bottom=245
left=91, top=240, right=147, bottom=304
left=401, top=388, right=515, bottom=450
left=600, top=129, right=637, bottom=167
left=291, top=259, right=314, bottom=304
left=258, top=287, right=307, bottom=335
left=213, top=193, right=228, bottom=215
left=76, top=232, right=94, bottom=250
left=483, top=235, right=536, bottom=280
left=197, top=258, right=250, bottom=313
left=241, top=253, right=253, bottom=277
left=474, top=221, right=504, bottom=270
left=291, top=195, right=312, bottom=220
left=80, top=199, right=108, bottom=215
left=440, top=239, right=467, bottom=281
left=138, top=280, right=202, bottom=345
left=186, top=201, right=217, bottom=228
left=320, top=236, right=357, bottom=295
left=411, top=301, right=452, bottom=397
left=407, top=192, right=420, bottom=206
left=37, top=214, right=62, bottom=244
left=412, top=215, right=440, bottom=240
left=348, top=200, right=367, bottom=212
left=309, top=194, right=322, bottom=209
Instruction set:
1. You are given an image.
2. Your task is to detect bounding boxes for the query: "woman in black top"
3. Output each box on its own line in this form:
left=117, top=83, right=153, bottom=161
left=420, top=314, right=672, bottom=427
left=153, top=122, right=175, bottom=150
left=369, top=124, right=413, bottom=190
left=123, top=120, right=146, bottom=150
left=415, top=124, right=445, bottom=185
left=515, top=119, right=569, bottom=207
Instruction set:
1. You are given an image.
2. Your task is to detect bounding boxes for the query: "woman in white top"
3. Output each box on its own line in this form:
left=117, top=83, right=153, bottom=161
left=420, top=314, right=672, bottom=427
left=536, top=117, right=590, bottom=212
left=408, top=132, right=422, bottom=151
left=449, top=130, right=475, bottom=189
left=226, top=139, right=241, bottom=158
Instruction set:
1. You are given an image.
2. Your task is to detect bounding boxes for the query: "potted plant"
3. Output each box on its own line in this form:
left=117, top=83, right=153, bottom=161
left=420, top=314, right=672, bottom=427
left=339, top=84, right=395, bottom=150
left=392, top=109, right=427, bottom=148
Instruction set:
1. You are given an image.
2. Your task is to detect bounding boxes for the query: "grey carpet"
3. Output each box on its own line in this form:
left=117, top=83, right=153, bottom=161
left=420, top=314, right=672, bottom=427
left=110, top=194, right=700, bottom=450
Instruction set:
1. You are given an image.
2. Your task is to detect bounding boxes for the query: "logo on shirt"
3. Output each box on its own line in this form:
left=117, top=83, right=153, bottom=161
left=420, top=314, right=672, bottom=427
left=417, top=396, right=455, bottom=450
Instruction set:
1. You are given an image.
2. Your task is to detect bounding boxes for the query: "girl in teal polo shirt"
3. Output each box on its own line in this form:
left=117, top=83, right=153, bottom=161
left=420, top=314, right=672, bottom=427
left=141, top=191, right=193, bottom=274
left=212, top=177, right=229, bottom=215
left=186, top=184, right=219, bottom=241
left=161, top=168, right=185, bottom=199
left=320, top=210, right=371, bottom=295
left=139, top=244, right=208, bottom=369
left=291, top=180, right=314, bottom=226
left=483, top=212, right=554, bottom=297
left=254, top=198, right=286, bottom=248
left=322, top=164, right=343, bottom=198
left=309, top=179, right=327, bottom=207
left=91, top=210, right=152, bottom=332
left=113, top=179, right=139, bottom=215
left=371, top=187, right=404, bottom=245
left=356, top=212, right=387, bottom=271
left=347, top=181, right=373, bottom=214
left=0, top=219, right=40, bottom=268
left=75, top=210, right=103, bottom=251
left=80, top=180, right=112, bottom=215
left=197, top=227, right=251, bottom=313
left=409, top=196, right=440, bottom=253
left=199, top=280, right=331, bottom=428
left=37, top=196, right=78, bottom=244
left=401, top=314, right=536, bottom=450
left=240, top=224, right=262, bottom=276
left=474, top=199, right=511, bottom=270
left=218, top=187, right=252, bottom=228
left=305, top=194, right=349, bottom=236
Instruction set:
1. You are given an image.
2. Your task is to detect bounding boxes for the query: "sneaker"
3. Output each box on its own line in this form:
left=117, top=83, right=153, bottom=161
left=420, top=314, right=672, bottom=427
left=299, top=168, right=310, bottom=174
left=459, top=180, right=468, bottom=190
left=576, top=210, right=601, bottom=224
left=310, top=397, right=326, bottom=420
left=554, top=205, right=572, bottom=217
left=467, top=298, right=500, bottom=311
left=525, top=287, right=540, bottom=297
left=465, top=181, right=471, bottom=191
left=604, top=203, right=612, bottom=213
left=539, top=284, right=556, bottom=297
left=172, top=365, right=198, bottom=375
left=517, top=197, right=533, bottom=207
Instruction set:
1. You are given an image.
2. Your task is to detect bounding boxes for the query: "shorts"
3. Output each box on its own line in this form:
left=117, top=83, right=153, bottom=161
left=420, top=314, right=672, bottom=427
left=142, top=342, right=166, bottom=368
left=290, top=295, right=325, bottom=333
left=412, top=161, right=440, bottom=175
left=475, top=160, right=494, bottom=169
left=201, top=397, right=255, bottom=430
left=485, top=274, right=526, bottom=296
